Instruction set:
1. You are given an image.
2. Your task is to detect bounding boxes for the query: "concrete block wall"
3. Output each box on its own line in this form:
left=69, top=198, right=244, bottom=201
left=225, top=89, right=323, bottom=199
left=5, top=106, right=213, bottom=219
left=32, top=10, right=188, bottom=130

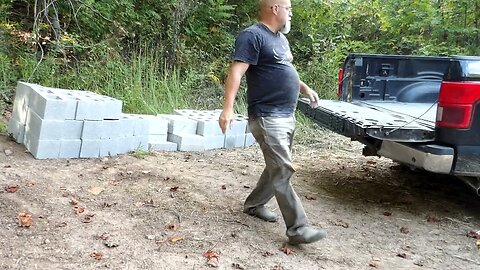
left=7, top=82, right=256, bottom=159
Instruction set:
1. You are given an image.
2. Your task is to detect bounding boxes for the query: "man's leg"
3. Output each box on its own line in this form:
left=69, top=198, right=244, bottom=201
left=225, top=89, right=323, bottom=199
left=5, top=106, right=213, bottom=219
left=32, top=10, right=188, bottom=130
left=245, top=116, right=307, bottom=234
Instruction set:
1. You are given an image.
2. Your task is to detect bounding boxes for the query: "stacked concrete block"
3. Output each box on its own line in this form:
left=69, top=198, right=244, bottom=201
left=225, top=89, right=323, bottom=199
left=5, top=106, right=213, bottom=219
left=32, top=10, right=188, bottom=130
left=8, top=81, right=256, bottom=159
left=174, top=109, right=224, bottom=150
left=8, top=82, right=124, bottom=159
left=141, top=115, right=177, bottom=151
left=159, top=114, right=205, bottom=152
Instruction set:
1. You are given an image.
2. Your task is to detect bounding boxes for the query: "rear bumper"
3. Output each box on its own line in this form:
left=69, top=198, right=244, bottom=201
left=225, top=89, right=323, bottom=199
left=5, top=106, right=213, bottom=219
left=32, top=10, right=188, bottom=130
left=377, top=141, right=454, bottom=174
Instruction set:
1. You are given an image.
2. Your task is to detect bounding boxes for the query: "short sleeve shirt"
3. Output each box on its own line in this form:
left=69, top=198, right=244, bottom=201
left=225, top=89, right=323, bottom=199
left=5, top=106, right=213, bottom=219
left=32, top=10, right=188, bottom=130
left=233, top=23, right=300, bottom=117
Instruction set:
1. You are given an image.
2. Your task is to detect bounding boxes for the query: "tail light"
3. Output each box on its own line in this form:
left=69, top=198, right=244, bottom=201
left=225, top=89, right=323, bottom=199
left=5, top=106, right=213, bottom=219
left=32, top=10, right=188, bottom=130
left=436, top=81, right=480, bottom=129
left=337, top=68, right=344, bottom=98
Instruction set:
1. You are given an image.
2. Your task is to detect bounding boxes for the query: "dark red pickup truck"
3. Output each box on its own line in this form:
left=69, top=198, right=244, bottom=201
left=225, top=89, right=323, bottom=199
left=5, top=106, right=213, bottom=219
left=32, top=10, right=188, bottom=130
left=298, top=54, right=480, bottom=195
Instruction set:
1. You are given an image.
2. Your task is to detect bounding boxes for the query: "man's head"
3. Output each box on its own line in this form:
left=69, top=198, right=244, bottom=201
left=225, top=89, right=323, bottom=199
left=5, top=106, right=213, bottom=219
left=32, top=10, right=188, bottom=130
left=258, top=0, right=292, bottom=34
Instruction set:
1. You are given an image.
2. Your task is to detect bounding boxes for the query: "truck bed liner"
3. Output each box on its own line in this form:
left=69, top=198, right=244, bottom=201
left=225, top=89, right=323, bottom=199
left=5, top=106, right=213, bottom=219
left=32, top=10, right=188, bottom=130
left=298, top=98, right=437, bottom=142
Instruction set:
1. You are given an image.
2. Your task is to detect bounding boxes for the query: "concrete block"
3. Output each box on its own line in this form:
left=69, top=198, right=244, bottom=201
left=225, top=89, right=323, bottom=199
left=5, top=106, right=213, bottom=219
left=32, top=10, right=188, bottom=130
left=99, top=138, right=119, bottom=157
left=245, top=133, right=256, bottom=147
left=123, top=114, right=150, bottom=136
left=228, top=115, right=248, bottom=136
left=142, top=115, right=168, bottom=135
left=117, top=136, right=135, bottom=154
left=132, top=136, right=149, bottom=151
left=149, top=134, right=167, bottom=143
left=118, top=115, right=136, bottom=137
left=62, top=120, right=84, bottom=140
left=24, top=133, right=61, bottom=159
left=79, top=139, right=101, bottom=158
left=25, top=109, right=64, bottom=140
left=59, top=139, right=82, bottom=159
left=101, top=119, right=121, bottom=139
left=167, top=133, right=205, bottom=151
left=27, top=84, right=78, bottom=120
left=149, top=141, right=177, bottom=152
left=159, top=114, right=197, bottom=135
left=204, top=135, right=225, bottom=150
left=81, top=120, right=103, bottom=140
left=224, top=134, right=245, bottom=149
left=75, top=95, right=105, bottom=121
left=7, top=117, right=25, bottom=144
left=11, top=82, right=32, bottom=124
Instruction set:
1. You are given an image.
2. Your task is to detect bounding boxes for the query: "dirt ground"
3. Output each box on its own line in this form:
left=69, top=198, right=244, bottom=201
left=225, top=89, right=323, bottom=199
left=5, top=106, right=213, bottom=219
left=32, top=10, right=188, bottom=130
left=1, top=129, right=480, bottom=270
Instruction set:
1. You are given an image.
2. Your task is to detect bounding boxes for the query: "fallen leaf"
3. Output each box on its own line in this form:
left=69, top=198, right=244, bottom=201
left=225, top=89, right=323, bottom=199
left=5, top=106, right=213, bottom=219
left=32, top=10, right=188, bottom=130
left=366, top=160, right=377, bottom=165
left=169, top=236, right=183, bottom=243
left=334, top=219, right=349, bottom=228
left=73, top=206, right=85, bottom=215
left=88, top=186, right=104, bottom=195
left=305, top=194, right=317, bottom=200
left=82, top=214, right=95, bottom=223
left=95, top=232, right=110, bottom=240
left=4, top=184, right=19, bottom=193
left=25, top=181, right=35, bottom=187
left=70, top=198, right=79, bottom=205
left=90, top=252, right=103, bottom=260
left=232, top=262, right=245, bottom=270
left=262, top=251, right=274, bottom=257
left=56, top=222, right=67, bottom=228
left=467, top=230, right=480, bottom=239
left=203, top=249, right=219, bottom=260
left=280, top=244, right=294, bottom=255
left=400, top=227, right=410, bottom=234
left=18, top=212, right=33, bottom=227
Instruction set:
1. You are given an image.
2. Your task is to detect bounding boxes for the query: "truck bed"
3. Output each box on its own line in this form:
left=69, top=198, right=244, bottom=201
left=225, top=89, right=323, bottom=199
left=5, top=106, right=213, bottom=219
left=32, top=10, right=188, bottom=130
left=298, top=98, right=437, bottom=142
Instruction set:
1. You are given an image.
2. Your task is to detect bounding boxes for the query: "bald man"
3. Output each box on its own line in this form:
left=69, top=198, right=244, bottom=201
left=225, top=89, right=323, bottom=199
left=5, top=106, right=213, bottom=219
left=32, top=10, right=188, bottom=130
left=219, top=0, right=326, bottom=245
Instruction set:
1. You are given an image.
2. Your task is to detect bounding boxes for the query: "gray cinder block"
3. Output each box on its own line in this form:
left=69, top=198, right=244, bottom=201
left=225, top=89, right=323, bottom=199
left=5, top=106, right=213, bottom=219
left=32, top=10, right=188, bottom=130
left=24, top=133, right=61, bottom=159
left=204, top=134, right=225, bottom=150
left=101, top=119, right=121, bottom=139
left=81, top=120, right=103, bottom=140
left=79, top=139, right=101, bottom=158
left=7, top=117, right=25, bottom=143
left=99, top=138, right=119, bottom=157
left=245, top=133, right=256, bottom=147
left=59, top=139, right=81, bottom=159
left=25, top=109, right=64, bottom=140
left=167, top=133, right=205, bottom=151
left=149, top=141, right=177, bottom=151
left=160, top=114, right=197, bottom=135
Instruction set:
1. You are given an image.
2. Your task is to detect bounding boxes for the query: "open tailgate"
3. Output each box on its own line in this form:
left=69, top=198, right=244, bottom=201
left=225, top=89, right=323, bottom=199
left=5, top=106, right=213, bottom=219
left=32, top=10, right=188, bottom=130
left=297, top=98, right=437, bottom=142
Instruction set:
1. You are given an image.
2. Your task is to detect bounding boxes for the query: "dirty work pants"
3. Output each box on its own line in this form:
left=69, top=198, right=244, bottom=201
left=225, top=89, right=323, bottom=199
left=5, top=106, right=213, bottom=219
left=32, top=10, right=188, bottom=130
left=244, top=116, right=308, bottom=237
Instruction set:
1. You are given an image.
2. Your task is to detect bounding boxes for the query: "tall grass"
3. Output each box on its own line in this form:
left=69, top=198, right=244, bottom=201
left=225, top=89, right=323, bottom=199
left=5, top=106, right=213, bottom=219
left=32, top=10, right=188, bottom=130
left=15, top=49, right=217, bottom=115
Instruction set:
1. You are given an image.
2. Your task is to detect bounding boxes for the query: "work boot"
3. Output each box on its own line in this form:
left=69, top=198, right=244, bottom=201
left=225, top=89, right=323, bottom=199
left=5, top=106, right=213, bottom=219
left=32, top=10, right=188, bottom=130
left=243, top=206, right=279, bottom=222
left=288, top=227, right=327, bottom=245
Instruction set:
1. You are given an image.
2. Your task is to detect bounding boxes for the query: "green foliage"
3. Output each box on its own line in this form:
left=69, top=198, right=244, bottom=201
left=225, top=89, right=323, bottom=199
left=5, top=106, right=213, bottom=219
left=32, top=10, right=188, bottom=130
left=0, top=120, right=6, bottom=135
left=0, top=0, right=479, bottom=130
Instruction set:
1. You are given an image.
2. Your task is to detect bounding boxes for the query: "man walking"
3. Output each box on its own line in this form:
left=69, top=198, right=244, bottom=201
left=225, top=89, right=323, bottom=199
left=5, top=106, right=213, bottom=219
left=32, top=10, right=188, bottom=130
left=219, top=0, right=326, bottom=245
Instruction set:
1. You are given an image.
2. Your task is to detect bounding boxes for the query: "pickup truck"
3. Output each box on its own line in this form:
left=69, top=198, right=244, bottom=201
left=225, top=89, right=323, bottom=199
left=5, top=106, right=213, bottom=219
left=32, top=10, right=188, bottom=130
left=297, top=53, right=480, bottom=195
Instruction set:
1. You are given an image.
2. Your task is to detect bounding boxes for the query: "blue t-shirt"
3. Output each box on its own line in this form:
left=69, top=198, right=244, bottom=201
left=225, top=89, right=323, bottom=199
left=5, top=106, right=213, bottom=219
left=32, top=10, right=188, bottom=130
left=233, top=23, right=300, bottom=117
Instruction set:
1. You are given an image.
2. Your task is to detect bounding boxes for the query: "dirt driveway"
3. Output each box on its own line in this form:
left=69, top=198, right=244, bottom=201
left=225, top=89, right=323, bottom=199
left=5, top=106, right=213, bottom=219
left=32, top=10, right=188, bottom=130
left=1, top=131, right=480, bottom=270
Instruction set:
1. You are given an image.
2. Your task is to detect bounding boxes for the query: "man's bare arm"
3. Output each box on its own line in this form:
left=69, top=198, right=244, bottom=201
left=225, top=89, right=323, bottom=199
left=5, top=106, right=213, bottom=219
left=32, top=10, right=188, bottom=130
left=219, top=61, right=250, bottom=133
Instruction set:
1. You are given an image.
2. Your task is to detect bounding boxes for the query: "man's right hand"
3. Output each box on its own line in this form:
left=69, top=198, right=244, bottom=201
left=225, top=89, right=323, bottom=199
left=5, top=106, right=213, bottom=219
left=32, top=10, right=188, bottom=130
left=219, top=109, right=234, bottom=134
